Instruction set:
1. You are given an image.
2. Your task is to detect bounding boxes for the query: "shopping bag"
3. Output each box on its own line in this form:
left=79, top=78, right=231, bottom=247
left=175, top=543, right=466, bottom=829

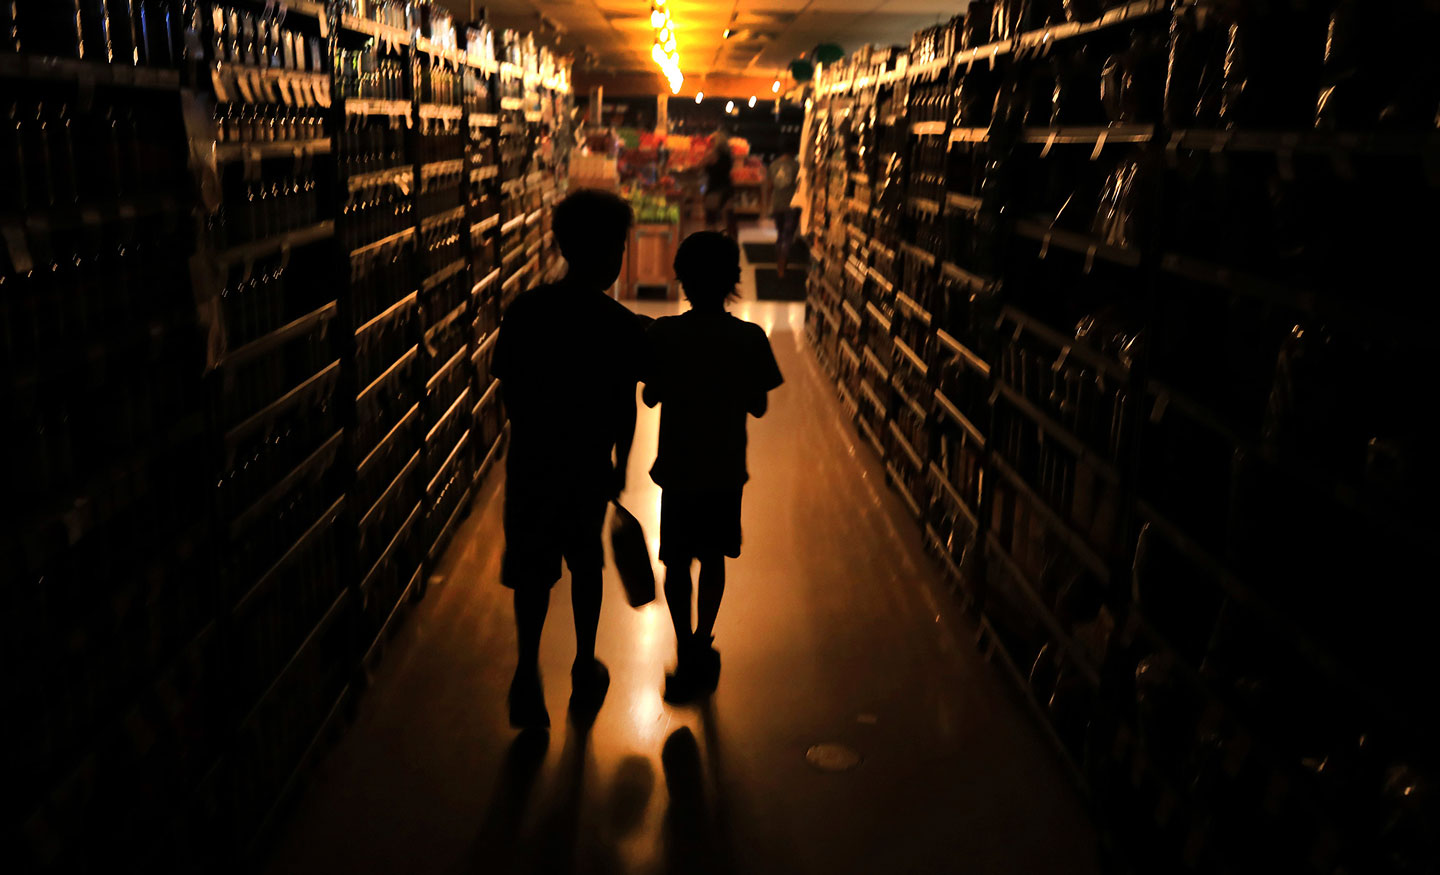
left=609, top=502, right=655, bottom=608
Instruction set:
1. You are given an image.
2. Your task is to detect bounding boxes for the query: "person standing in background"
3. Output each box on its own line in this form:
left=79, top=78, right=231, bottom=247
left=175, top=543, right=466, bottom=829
left=491, top=190, right=646, bottom=731
left=702, top=128, right=736, bottom=239
left=767, top=149, right=801, bottom=278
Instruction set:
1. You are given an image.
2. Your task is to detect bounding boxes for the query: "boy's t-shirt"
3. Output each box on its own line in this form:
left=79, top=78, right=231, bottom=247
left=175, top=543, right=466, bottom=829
left=644, top=310, right=784, bottom=491
left=493, top=282, right=646, bottom=497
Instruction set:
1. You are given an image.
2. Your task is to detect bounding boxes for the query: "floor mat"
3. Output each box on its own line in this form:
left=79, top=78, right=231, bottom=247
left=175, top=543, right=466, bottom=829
left=743, top=242, right=810, bottom=266
left=753, top=268, right=808, bottom=301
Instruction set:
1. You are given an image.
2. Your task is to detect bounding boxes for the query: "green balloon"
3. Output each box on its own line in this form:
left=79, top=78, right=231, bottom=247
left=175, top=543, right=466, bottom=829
left=789, top=60, right=814, bottom=82
left=814, top=43, right=844, bottom=64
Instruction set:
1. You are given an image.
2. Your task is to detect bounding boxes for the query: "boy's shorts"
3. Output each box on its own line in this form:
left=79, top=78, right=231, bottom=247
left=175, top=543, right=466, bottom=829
left=659, top=487, right=743, bottom=565
left=501, top=488, right=608, bottom=589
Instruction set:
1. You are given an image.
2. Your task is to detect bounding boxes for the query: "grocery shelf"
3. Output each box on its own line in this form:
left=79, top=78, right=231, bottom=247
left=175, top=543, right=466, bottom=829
left=888, top=421, right=926, bottom=472
left=469, top=113, right=500, bottom=128
left=862, top=346, right=891, bottom=382
left=237, top=585, right=351, bottom=734
left=425, top=345, right=467, bottom=392
left=929, top=462, right=980, bottom=528
left=233, top=495, right=346, bottom=616
left=425, top=387, right=472, bottom=445
left=1013, top=219, right=1141, bottom=269
left=350, top=226, right=415, bottom=260
left=215, top=220, right=336, bottom=267
left=1160, top=252, right=1316, bottom=313
left=857, top=414, right=887, bottom=458
left=894, top=338, right=929, bottom=378
left=426, top=429, right=472, bottom=495
left=908, top=196, right=942, bottom=215
left=361, top=501, right=423, bottom=592
left=340, top=13, right=414, bottom=46
left=357, top=346, right=418, bottom=403
left=343, top=98, right=412, bottom=117
left=224, top=301, right=338, bottom=367
left=999, top=306, right=1130, bottom=381
left=895, top=383, right=929, bottom=420
left=939, top=260, right=998, bottom=292
left=471, top=330, right=499, bottom=365
left=471, top=378, right=500, bottom=419
left=1168, top=128, right=1440, bottom=156
left=359, top=448, right=421, bottom=537
left=216, top=138, right=333, bottom=163
left=946, top=191, right=984, bottom=214
left=911, top=121, right=947, bottom=136
left=989, top=452, right=1111, bottom=583
left=364, top=563, right=424, bottom=664
left=0, top=53, right=181, bottom=90
left=421, top=205, right=466, bottom=230
left=358, top=404, right=419, bottom=474
left=985, top=533, right=1102, bottom=686
left=227, top=360, right=341, bottom=446
left=426, top=482, right=474, bottom=561
left=933, top=389, right=987, bottom=448
left=864, top=302, right=892, bottom=333
left=934, top=329, right=991, bottom=377
left=355, top=291, right=419, bottom=338
left=229, top=430, right=345, bottom=539
left=886, top=461, right=925, bottom=519
left=858, top=375, right=889, bottom=413
left=993, top=381, right=1121, bottom=484
left=838, top=338, right=862, bottom=369
left=949, top=128, right=990, bottom=144
left=1011, top=0, right=1168, bottom=51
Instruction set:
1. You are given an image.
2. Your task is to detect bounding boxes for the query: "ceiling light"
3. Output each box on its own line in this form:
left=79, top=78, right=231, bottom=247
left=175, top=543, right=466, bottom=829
left=665, top=37, right=676, bottom=52
left=695, top=92, right=703, bottom=103
left=725, top=100, right=734, bottom=113
left=651, top=10, right=665, bottom=28
left=748, top=95, right=756, bottom=108
left=658, top=26, right=669, bottom=42
left=722, top=28, right=731, bottom=38
left=772, top=80, right=780, bottom=93
left=651, top=43, right=665, bottom=64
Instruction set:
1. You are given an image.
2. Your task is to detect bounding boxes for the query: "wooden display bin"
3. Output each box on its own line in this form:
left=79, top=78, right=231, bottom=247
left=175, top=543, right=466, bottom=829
left=621, top=222, right=680, bottom=299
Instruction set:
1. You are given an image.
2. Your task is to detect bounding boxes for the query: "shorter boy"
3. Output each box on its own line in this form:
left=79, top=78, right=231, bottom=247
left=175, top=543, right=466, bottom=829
left=643, top=232, right=784, bottom=702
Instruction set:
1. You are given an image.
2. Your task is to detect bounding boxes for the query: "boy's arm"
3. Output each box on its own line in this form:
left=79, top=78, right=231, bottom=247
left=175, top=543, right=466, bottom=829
left=747, top=326, right=785, bottom=418
left=612, top=391, right=636, bottom=499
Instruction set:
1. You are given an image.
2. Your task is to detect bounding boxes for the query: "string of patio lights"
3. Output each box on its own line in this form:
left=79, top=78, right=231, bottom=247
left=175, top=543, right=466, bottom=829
left=650, top=0, right=682, bottom=94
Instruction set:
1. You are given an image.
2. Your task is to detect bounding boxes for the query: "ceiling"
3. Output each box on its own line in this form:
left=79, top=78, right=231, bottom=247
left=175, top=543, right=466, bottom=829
left=444, top=0, right=967, bottom=92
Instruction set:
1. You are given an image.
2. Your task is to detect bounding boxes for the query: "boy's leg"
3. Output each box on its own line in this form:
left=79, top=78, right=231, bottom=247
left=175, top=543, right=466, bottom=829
left=664, top=561, right=694, bottom=650
left=571, top=567, right=602, bottom=665
left=514, top=586, right=550, bottom=670
left=694, top=556, right=726, bottom=643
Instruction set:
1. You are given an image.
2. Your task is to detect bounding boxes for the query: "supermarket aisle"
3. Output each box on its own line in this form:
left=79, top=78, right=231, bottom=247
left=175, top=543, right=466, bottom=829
left=262, top=301, right=1099, bottom=875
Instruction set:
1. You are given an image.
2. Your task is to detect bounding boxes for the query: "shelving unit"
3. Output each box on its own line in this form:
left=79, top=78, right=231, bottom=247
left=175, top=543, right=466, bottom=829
left=803, top=6, right=1437, bottom=874
left=3, top=4, right=570, bottom=870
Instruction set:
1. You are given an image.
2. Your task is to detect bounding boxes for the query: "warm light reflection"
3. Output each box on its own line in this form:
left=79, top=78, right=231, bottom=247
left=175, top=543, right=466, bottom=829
left=695, top=91, right=703, bottom=103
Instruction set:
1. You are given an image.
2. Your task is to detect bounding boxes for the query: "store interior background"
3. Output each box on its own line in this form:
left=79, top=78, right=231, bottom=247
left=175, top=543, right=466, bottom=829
left=3, top=0, right=1437, bottom=873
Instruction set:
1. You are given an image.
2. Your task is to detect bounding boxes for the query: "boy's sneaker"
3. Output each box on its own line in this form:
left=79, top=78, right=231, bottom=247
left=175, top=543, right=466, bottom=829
left=570, top=657, right=611, bottom=717
left=663, top=637, right=721, bottom=704
left=508, top=668, right=549, bottom=731
left=691, top=635, right=721, bottom=692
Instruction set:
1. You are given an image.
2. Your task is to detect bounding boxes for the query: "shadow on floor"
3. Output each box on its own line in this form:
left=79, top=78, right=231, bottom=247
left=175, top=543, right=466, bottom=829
left=459, top=703, right=743, bottom=874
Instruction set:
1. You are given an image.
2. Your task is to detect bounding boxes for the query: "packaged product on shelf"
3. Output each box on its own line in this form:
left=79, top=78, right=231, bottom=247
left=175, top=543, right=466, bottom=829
left=1217, top=0, right=1329, bottom=128
left=1316, top=0, right=1440, bottom=130
left=1163, top=0, right=1229, bottom=128
left=1090, top=154, right=1143, bottom=249
left=1052, top=44, right=1106, bottom=126
left=961, top=1, right=994, bottom=49
left=1099, top=33, right=1167, bottom=124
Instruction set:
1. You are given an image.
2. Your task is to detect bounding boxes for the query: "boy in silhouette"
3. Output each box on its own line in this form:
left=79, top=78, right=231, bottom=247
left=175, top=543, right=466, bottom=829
left=492, top=189, right=645, bottom=729
left=643, top=232, right=784, bottom=701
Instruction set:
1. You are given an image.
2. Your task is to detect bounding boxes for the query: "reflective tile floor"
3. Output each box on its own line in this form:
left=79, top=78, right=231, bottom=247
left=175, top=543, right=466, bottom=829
left=262, top=300, right=1101, bottom=875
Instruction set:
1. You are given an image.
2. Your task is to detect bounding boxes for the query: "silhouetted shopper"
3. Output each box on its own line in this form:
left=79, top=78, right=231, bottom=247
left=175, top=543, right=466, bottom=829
left=767, top=150, right=800, bottom=278
left=703, top=130, right=736, bottom=239
left=643, top=232, right=784, bottom=701
left=492, top=190, right=645, bottom=729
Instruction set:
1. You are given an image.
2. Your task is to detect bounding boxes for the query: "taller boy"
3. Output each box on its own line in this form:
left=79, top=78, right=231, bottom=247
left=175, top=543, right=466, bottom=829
left=643, top=232, right=784, bottom=701
left=492, top=190, right=645, bottom=730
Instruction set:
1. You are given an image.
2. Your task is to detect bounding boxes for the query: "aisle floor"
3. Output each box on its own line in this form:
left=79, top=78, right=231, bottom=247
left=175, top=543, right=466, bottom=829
left=262, top=300, right=1101, bottom=875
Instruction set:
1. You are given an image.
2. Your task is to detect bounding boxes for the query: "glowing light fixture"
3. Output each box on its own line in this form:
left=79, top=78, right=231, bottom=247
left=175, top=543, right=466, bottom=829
left=650, top=2, right=682, bottom=96
left=665, top=36, right=676, bottom=52
left=723, top=28, right=731, bottom=38
left=725, top=100, right=734, bottom=113
left=651, top=10, right=665, bottom=27
left=748, top=95, right=757, bottom=108
left=695, top=91, right=703, bottom=103
left=651, top=42, right=666, bottom=64
left=772, top=79, right=780, bottom=93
